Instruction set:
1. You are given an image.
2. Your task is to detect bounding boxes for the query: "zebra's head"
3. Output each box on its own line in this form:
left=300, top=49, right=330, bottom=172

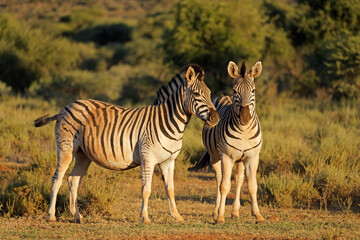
left=183, top=64, right=219, bottom=127
left=228, top=61, right=262, bottom=125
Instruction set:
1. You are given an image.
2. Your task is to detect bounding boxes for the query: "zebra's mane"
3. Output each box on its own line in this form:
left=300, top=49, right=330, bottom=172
left=153, top=64, right=205, bottom=105
left=153, top=74, right=185, bottom=105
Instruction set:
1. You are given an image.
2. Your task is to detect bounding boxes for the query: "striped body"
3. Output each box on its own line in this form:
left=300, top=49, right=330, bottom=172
left=191, top=61, right=265, bottom=223
left=35, top=65, right=219, bottom=224
left=60, top=96, right=189, bottom=171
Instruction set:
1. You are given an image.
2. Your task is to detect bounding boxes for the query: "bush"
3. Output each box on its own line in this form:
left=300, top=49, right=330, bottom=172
left=259, top=173, right=318, bottom=208
left=163, top=0, right=268, bottom=92
left=72, top=23, right=132, bottom=45
left=321, top=34, right=360, bottom=99
left=0, top=170, right=51, bottom=217
left=29, top=70, right=124, bottom=105
left=0, top=14, right=78, bottom=92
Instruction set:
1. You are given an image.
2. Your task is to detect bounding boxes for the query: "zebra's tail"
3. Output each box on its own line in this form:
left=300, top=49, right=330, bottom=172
left=188, top=151, right=211, bottom=172
left=34, top=114, right=58, bottom=127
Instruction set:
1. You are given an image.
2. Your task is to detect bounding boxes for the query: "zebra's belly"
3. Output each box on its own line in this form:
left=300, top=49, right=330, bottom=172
left=218, top=138, right=262, bottom=160
left=80, top=130, right=141, bottom=171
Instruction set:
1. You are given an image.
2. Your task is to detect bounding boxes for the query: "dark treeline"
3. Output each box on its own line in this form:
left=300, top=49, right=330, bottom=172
left=0, top=0, right=359, bottom=105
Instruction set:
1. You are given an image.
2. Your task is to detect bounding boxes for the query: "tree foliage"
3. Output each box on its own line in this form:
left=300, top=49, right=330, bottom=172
left=265, top=0, right=360, bottom=98
left=0, top=15, right=78, bottom=92
left=163, top=0, right=268, bottom=90
left=0, top=0, right=359, bottom=100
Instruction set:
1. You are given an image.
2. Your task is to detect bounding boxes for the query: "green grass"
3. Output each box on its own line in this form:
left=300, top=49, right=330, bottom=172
left=0, top=95, right=359, bottom=239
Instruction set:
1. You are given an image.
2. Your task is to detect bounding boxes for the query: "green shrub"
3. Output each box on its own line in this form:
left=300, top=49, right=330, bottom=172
left=72, top=23, right=132, bottom=45
left=259, top=173, right=318, bottom=208
left=163, top=0, right=268, bottom=92
left=321, top=34, right=360, bottom=99
left=0, top=14, right=79, bottom=92
left=29, top=70, right=123, bottom=105
left=78, top=167, right=117, bottom=217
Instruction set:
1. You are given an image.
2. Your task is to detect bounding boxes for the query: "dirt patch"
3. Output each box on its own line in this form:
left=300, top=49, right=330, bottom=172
left=0, top=164, right=16, bottom=172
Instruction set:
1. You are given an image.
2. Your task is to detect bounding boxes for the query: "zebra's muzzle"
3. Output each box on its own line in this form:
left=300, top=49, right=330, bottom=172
left=205, top=108, right=219, bottom=127
left=240, top=105, right=251, bottom=125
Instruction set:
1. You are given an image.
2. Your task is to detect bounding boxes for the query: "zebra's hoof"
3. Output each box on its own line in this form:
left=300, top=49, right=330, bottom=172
left=142, top=217, right=151, bottom=224
left=74, top=217, right=82, bottom=224
left=231, top=212, right=239, bottom=219
left=47, top=215, right=56, bottom=222
left=256, top=217, right=266, bottom=224
left=175, top=216, right=184, bottom=223
left=213, top=213, right=218, bottom=222
left=216, top=216, right=225, bottom=224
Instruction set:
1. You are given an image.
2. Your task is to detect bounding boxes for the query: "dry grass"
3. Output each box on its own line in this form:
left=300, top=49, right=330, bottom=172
left=1, top=169, right=359, bottom=239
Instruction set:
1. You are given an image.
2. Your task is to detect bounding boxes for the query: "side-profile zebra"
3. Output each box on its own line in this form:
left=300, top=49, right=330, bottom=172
left=190, top=61, right=265, bottom=223
left=34, top=64, right=219, bottom=224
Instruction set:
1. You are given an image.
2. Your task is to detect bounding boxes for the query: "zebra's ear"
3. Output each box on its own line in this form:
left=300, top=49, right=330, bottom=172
left=227, top=61, right=239, bottom=78
left=249, top=61, right=262, bottom=78
left=185, top=66, right=196, bottom=85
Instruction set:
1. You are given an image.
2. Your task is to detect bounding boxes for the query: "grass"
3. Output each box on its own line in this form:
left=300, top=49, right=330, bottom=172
left=0, top=95, right=359, bottom=239
left=0, top=171, right=359, bottom=239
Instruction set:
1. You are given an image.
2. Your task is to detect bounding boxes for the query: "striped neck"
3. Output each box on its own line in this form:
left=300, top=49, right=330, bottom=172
left=154, top=73, right=187, bottom=106
left=158, top=84, right=191, bottom=135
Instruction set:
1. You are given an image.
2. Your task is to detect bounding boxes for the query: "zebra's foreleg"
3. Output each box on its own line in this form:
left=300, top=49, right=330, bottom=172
left=140, top=156, right=155, bottom=224
left=232, top=161, right=245, bottom=218
left=159, top=159, right=184, bottom=223
left=211, top=157, right=222, bottom=221
left=245, top=153, right=265, bottom=223
left=216, top=154, right=234, bottom=224
left=48, top=142, right=73, bottom=222
left=68, top=150, right=92, bottom=223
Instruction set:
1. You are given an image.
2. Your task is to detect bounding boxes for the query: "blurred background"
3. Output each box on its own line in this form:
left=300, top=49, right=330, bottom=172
left=0, top=0, right=359, bottom=104
left=0, top=0, right=359, bottom=220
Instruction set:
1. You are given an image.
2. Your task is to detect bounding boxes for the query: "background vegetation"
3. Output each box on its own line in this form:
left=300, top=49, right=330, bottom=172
left=0, top=0, right=359, bottom=238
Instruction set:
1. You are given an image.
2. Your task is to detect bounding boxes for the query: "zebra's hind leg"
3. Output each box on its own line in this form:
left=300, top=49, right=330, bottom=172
left=232, top=161, right=245, bottom=219
left=159, top=159, right=184, bottom=223
left=47, top=140, right=74, bottom=222
left=245, top=153, right=265, bottom=223
left=68, top=149, right=92, bottom=223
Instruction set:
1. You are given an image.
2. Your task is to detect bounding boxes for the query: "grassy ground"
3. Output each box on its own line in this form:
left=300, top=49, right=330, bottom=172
left=0, top=95, right=359, bottom=239
left=1, top=170, right=359, bottom=239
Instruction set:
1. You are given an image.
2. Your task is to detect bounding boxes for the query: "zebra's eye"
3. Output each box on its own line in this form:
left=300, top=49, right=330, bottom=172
left=251, top=89, right=255, bottom=93
left=193, top=92, right=201, bottom=97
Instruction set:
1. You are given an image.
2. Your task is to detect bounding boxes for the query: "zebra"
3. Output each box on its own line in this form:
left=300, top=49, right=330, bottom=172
left=189, top=61, right=265, bottom=223
left=34, top=64, right=219, bottom=224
